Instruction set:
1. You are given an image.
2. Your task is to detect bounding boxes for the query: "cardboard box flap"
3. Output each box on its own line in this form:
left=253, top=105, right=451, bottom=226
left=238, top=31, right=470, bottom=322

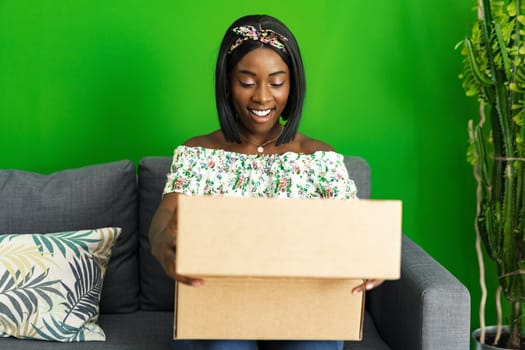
left=176, top=196, right=401, bottom=279
left=174, top=278, right=365, bottom=340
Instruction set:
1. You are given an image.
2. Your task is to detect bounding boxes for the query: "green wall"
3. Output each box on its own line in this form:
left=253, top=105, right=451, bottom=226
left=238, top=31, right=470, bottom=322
left=0, top=0, right=495, bottom=336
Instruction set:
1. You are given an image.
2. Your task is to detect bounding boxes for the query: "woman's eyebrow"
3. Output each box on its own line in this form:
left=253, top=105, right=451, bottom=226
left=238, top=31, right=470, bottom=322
left=238, top=69, right=287, bottom=76
left=238, top=69, right=256, bottom=76
left=269, top=70, right=287, bottom=76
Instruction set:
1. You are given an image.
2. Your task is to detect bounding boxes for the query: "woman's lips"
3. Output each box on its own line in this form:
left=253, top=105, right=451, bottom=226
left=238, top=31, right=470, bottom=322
left=248, top=108, right=273, bottom=122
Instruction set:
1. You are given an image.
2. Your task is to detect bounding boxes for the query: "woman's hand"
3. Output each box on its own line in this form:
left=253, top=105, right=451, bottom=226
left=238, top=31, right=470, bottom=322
left=149, top=193, right=204, bottom=287
left=351, top=279, right=384, bottom=294
left=153, top=226, right=204, bottom=287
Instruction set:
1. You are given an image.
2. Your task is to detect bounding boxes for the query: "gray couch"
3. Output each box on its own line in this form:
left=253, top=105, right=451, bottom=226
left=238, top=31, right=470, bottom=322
left=0, top=156, right=471, bottom=350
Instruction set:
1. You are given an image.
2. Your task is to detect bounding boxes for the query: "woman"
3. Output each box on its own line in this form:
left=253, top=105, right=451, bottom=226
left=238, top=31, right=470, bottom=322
left=149, top=14, right=383, bottom=350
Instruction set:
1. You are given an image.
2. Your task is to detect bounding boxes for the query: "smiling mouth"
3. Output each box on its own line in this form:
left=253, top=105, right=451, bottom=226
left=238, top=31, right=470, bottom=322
left=249, top=108, right=272, bottom=117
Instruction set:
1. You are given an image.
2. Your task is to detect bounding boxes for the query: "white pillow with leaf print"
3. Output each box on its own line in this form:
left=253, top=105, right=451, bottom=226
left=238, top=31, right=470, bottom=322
left=0, top=227, right=121, bottom=342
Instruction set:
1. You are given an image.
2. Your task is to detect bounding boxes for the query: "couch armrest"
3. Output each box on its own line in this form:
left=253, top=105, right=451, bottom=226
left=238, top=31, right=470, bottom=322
left=367, top=235, right=470, bottom=350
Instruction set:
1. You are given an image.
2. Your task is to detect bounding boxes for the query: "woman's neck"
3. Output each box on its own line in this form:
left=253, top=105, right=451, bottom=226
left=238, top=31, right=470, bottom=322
left=238, top=123, right=284, bottom=153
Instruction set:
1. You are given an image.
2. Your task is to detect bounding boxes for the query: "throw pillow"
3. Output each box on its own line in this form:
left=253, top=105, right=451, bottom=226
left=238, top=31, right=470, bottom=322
left=0, top=227, right=121, bottom=342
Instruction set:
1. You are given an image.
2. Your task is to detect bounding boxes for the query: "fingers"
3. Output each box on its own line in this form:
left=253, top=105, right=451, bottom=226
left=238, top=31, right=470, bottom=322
left=161, top=241, right=204, bottom=287
left=351, top=279, right=384, bottom=295
left=150, top=206, right=203, bottom=286
left=160, top=243, right=177, bottom=279
left=175, top=274, right=205, bottom=287
left=167, top=208, right=178, bottom=233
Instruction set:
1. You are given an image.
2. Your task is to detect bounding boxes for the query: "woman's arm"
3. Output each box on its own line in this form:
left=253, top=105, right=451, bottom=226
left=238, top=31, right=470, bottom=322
left=148, top=192, right=204, bottom=286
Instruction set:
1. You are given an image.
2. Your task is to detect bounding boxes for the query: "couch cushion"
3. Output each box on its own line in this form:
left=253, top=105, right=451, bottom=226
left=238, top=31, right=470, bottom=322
left=0, top=161, right=139, bottom=313
left=137, top=155, right=371, bottom=311
left=138, top=157, right=175, bottom=310
left=0, top=310, right=174, bottom=349
left=0, top=311, right=390, bottom=349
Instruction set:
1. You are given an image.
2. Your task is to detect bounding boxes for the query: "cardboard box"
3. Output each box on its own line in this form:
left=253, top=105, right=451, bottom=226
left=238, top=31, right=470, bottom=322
left=174, top=196, right=402, bottom=340
left=175, top=278, right=364, bottom=340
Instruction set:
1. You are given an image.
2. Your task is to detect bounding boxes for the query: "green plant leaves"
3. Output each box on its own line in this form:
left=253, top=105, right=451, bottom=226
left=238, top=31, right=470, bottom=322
left=459, top=1, right=525, bottom=345
left=465, top=37, right=493, bottom=86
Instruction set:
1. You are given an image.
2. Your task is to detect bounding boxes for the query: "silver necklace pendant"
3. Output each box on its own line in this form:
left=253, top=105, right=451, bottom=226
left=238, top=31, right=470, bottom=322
left=239, top=124, right=284, bottom=154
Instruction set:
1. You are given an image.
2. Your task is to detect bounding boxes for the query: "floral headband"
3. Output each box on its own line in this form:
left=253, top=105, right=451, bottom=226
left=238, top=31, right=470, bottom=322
left=229, top=25, right=289, bottom=55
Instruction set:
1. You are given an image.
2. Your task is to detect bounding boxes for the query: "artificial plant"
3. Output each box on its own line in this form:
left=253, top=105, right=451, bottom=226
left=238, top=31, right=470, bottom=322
left=459, top=0, right=525, bottom=348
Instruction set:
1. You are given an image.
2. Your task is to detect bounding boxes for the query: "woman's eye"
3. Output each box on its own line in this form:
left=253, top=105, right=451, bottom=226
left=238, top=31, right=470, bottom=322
left=239, top=81, right=255, bottom=87
left=271, top=82, right=284, bottom=87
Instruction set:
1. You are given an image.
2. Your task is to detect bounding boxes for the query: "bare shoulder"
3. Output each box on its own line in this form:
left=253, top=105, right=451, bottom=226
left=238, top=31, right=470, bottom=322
left=183, top=130, right=224, bottom=149
left=295, top=133, right=335, bottom=153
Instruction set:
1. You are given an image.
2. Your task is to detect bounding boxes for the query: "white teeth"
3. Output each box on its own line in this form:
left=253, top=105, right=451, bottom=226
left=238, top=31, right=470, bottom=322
left=251, top=109, right=271, bottom=117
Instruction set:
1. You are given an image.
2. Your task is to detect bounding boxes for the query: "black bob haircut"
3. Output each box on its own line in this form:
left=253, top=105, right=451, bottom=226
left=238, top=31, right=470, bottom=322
left=215, top=14, right=306, bottom=146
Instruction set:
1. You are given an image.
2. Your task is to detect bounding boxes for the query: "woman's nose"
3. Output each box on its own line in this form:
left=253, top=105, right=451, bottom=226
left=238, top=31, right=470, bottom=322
left=252, top=85, right=272, bottom=103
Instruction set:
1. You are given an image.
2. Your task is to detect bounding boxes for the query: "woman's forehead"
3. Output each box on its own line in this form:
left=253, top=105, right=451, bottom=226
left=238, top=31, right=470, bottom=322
left=233, top=48, right=289, bottom=75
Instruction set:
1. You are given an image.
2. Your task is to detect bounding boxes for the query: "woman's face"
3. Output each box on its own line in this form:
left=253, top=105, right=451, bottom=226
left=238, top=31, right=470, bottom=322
left=230, top=47, right=290, bottom=133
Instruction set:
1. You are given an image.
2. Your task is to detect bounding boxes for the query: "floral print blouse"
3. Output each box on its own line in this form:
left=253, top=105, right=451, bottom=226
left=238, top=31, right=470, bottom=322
left=163, top=145, right=358, bottom=200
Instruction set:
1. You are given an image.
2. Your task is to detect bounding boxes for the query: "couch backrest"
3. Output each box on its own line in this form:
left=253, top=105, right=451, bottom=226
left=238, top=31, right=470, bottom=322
left=137, top=155, right=371, bottom=311
left=0, top=160, right=140, bottom=313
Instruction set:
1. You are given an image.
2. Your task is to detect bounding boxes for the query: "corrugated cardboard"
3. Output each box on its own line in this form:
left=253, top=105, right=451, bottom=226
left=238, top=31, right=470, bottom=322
left=174, top=196, right=402, bottom=340
left=175, top=278, right=364, bottom=340
left=176, top=196, right=402, bottom=279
